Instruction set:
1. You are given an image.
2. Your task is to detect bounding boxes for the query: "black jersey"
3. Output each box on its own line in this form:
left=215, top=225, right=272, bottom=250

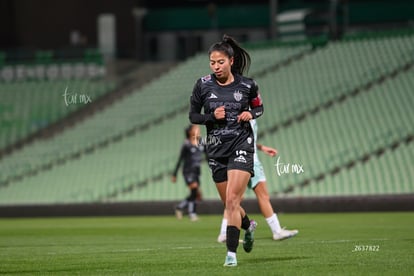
left=173, top=140, right=203, bottom=177
left=189, top=74, right=264, bottom=158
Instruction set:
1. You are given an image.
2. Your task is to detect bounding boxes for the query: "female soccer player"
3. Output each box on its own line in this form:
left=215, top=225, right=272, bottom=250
left=189, top=34, right=264, bottom=267
left=171, top=124, right=203, bottom=222
left=217, top=119, right=299, bottom=242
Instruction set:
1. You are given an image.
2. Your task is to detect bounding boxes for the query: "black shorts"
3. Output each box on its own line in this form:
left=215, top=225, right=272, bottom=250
left=208, top=149, right=254, bottom=183
left=183, top=173, right=200, bottom=185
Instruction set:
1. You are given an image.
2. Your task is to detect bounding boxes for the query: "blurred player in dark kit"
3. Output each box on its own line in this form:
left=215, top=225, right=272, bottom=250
left=172, top=124, right=203, bottom=222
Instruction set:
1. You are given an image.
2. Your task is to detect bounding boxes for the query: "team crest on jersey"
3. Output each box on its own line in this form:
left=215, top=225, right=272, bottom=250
left=201, top=74, right=212, bottom=83
left=233, top=90, right=243, bottom=101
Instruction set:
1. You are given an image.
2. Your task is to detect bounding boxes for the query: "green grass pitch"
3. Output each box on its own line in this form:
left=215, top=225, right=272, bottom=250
left=0, top=212, right=413, bottom=275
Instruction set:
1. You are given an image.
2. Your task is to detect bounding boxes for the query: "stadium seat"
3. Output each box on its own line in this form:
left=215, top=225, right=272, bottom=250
left=0, top=32, right=413, bottom=205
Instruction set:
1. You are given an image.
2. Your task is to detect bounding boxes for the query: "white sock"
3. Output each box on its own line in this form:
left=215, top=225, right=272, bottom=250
left=188, top=201, right=195, bottom=214
left=266, top=213, right=282, bottom=234
left=227, top=251, right=236, bottom=258
left=220, top=218, right=228, bottom=236
left=177, top=200, right=188, bottom=209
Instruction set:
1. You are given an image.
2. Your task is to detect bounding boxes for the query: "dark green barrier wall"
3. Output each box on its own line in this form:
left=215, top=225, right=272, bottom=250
left=144, top=4, right=269, bottom=31
left=143, top=1, right=414, bottom=32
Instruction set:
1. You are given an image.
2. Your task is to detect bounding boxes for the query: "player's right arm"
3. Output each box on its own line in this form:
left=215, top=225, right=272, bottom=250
left=189, top=80, right=217, bottom=125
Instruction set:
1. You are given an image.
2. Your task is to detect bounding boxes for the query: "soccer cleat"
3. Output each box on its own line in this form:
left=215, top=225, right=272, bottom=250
left=217, top=234, right=226, bottom=243
left=175, top=208, right=183, bottom=220
left=273, top=228, right=299, bottom=241
left=243, top=220, right=257, bottom=253
left=223, top=255, right=237, bottom=267
left=189, top=213, right=199, bottom=222
left=247, top=220, right=257, bottom=233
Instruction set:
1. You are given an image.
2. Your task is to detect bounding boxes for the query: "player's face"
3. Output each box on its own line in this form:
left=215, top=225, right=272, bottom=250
left=191, top=125, right=200, bottom=137
left=209, top=51, right=234, bottom=81
left=190, top=125, right=200, bottom=144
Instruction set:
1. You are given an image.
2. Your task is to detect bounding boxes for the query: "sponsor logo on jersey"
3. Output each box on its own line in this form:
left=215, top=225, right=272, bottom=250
left=201, top=74, right=212, bottom=83
left=234, top=155, right=247, bottom=163
left=233, top=90, right=243, bottom=101
left=209, top=102, right=241, bottom=109
left=208, top=93, right=218, bottom=99
left=213, top=128, right=238, bottom=136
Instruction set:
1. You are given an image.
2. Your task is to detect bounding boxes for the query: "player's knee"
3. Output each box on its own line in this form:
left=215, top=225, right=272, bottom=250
left=255, top=186, right=270, bottom=202
left=257, top=193, right=270, bottom=203
left=225, top=193, right=241, bottom=212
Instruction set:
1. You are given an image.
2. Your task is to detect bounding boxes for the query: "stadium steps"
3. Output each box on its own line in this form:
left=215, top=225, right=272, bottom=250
left=0, top=44, right=313, bottom=193
left=0, top=79, right=116, bottom=150
left=108, top=62, right=414, bottom=201
left=256, top=32, right=414, bottom=134
left=85, top=46, right=317, bottom=202
left=287, top=136, right=414, bottom=197
left=111, top=135, right=414, bottom=201
left=259, top=66, right=414, bottom=197
left=73, top=33, right=414, bottom=202
left=133, top=34, right=413, bottom=201
left=2, top=32, right=414, bottom=204
left=0, top=62, right=177, bottom=184
left=0, top=62, right=175, bottom=158
left=0, top=113, right=195, bottom=205
left=106, top=162, right=214, bottom=202
left=258, top=60, right=414, bottom=141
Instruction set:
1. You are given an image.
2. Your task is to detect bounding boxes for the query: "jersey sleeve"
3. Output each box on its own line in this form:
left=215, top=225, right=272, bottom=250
left=249, top=80, right=264, bottom=119
left=189, top=79, right=216, bottom=124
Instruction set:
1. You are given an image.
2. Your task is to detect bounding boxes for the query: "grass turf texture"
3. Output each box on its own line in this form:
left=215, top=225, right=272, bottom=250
left=0, top=212, right=413, bottom=275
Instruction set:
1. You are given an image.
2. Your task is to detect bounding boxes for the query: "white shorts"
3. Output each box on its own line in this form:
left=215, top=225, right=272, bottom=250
left=248, top=159, right=266, bottom=190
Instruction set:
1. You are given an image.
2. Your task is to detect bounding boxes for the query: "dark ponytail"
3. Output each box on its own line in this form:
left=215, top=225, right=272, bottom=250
left=208, top=34, right=251, bottom=76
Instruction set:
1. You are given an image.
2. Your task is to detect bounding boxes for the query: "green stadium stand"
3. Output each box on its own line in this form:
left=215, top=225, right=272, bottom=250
left=261, top=67, right=414, bottom=197
left=0, top=79, right=116, bottom=149
left=289, top=141, right=414, bottom=197
left=0, top=31, right=413, bottom=205
left=256, top=32, right=414, bottom=131
left=0, top=44, right=311, bottom=194
left=0, top=113, right=196, bottom=204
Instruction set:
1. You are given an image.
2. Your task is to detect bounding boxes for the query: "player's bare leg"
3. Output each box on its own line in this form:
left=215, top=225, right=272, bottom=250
left=254, top=181, right=298, bottom=240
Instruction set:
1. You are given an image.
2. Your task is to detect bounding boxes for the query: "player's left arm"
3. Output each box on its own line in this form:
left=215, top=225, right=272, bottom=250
left=172, top=145, right=185, bottom=182
left=248, top=80, right=263, bottom=119
left=237, top=81, right=264, bottom=122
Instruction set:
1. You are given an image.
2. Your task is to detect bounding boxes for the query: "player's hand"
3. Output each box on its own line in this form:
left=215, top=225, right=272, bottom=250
left=237, top=111, right=253, bottom=122
left=261, top=145, right=278, bottom=157
left=214, top=106, right=226, bottom=120
left=171, top=176, right=177, bottom=183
